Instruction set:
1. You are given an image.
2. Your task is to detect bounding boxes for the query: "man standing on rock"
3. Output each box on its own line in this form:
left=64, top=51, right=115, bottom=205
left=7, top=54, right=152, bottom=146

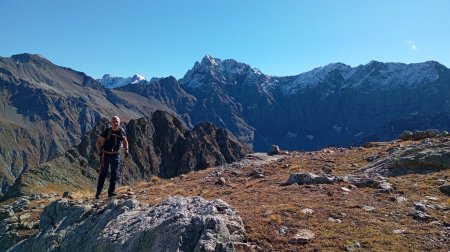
left=95, top=116, right=129, bottom=199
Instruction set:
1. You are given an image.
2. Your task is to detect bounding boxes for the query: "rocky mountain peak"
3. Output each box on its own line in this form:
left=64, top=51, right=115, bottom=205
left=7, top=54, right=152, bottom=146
left=10, top=53, right=52, bottom=65
left=201, top=54, right=221, bottom=66
left=97, top=73, right=147, bottom=88
left=181, top=55, right=267, bottom=89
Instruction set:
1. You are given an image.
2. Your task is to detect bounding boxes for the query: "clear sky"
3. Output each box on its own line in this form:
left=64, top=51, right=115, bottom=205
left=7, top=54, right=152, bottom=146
left=1, top=0, right=449, bottom=79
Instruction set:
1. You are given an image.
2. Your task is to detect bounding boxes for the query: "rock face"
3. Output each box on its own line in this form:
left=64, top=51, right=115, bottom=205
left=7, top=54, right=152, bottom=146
left=10, top=196, right=249, bottom=252
left=7, top=110, right=250, bottom=197
left=126, top=110, right=251, bottom=179
left=356, top=138, right=450, bottom=178
left=0, top=54, right=175, bottom=195
left=179, top=57, right=450, bottom=151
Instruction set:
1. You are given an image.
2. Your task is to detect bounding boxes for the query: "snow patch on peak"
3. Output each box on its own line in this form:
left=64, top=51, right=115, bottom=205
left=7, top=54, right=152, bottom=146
left=131, top=74, right=146, bottom=84
left=202, top=54, right=221, bottom=66
left=353, top=62, right=441, bottom=88
left=333, top=124, right=342, bottom=134
left=181, top=56, right=269, bottom=90
left=283, top=63, right=354, bottom=94
left=98, top=74, right=147, bottom=89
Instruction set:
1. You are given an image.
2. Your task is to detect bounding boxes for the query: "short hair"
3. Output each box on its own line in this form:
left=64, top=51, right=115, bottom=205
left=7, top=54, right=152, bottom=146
left=111, top=116, right=120, bottom=123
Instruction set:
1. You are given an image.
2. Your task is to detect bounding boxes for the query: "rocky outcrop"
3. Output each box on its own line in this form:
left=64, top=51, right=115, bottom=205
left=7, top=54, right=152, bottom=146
left=6, top=110, right=250, bottom=197
left=10, top=196, right=250, bottom=252
left=399, top=129, right=449, bottom=141
left=357, top=137, right=450, bottom=178
left=345, top=137, right=450, bottom=193
left=126, top=110, right=251, bottom=179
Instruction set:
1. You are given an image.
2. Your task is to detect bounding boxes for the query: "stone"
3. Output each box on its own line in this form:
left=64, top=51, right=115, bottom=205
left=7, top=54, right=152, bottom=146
left=409, top=210, right=432, bottom=221
left=288, top=229, right=315, bottom=244
left=439, top=185, right=450, bottom=196
left=345, top=242, right=362, bottom=251
left=12, top=198, right=30, bottom=213
left=300, top=208, right=314, bottom=215
left=277, top=226, right=288, bottom=236
left=376, top=182, right=394, bottom=194
left=341, top=187, right=351, bottom=192
left=215, top=177, right=226, bottom=186
left=284, top=172, right=338, bottom=186
left=0, top=206, right=14, bottom=221
left=18, top=213, right=31, bottom=222
left=249, top=169, right=265, bottom=178
left=393, top=229, right=406, bottom=234
left=394, top=196, right=408, bottom=203
left=328, top=217, right=342, bottom=223
left=62, top=192, right=73, bottom=199
left=425, top=196, right=439, bottom=201
left=362, top=206, right=376, bottom=212
left=11, top=196, right=250, bottom=251
left=414, top=202, right=427, bottom=212
left=268, top=145, right=281, bottom=155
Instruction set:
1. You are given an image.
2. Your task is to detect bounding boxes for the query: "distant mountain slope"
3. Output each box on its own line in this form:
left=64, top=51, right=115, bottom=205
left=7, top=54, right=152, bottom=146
left=179, top=56, right=450, bottom=150
left=0, top=54, right=176, bottom=195
left=97, top=74, right=147, bottom=88
left=1, top=53, right=449, bottom=196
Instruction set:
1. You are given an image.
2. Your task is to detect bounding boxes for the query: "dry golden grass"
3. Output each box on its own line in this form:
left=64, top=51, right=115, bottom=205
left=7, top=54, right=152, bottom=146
left=2, top=138, right=449, bottom=251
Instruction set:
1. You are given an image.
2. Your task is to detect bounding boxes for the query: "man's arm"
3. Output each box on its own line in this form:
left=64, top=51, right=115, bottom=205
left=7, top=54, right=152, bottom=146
left=123, top=137, right=129, bottom=152
left=123, top=137, right=129, bottom=157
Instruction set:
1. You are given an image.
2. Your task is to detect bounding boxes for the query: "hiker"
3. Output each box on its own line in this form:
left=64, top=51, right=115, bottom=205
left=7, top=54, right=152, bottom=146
left=95, top=116, right=129, bottom=199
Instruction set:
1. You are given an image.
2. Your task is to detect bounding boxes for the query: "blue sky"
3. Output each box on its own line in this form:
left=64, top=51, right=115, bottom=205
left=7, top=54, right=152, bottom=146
left=1, top=0, right=449, bottom=79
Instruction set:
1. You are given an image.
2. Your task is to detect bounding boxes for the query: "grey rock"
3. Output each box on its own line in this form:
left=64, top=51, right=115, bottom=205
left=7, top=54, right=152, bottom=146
left=414, top=202, right=427, bottom=212
left=12, top=198, right=30, bottom=212
left=399, top=131, right=414, bottom=140
left=215, top=177, right=227, bottom=186
left=284, top=172, right=339, bottom=186
left=0, top=206, right=14, bottom=221
left=248, top=169, right=265, bottom=178
left=409, top=210, right=432, bottom=221
left=362, top=206, right=376, bottom=212
left=277, top=226, right=288, bottom=236
left=300, top=208, right=314, bottom=215
left=376, top=182, right=394, bottom=194
left=328, top=217, right=342, bottom=223
left=9, top=196, right=249, bottom=252
left=288, top=229, right=315, bottom=244
left=268, top=145, right=281, bottom=155
left=62, top=192, right=73, bottom=199
left=439, top=185, right=450, bottom=196
left=394, top=196, right=408, bottom=203
left=352, top=139, right=450, bottom=180
left=345, top=242, right=362, bottom=251
left=393, top=229, right=406, bottom=234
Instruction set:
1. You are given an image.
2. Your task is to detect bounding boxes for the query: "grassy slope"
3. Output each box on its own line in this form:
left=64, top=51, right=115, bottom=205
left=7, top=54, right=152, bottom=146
left=2, top=138, right=449, bottom=251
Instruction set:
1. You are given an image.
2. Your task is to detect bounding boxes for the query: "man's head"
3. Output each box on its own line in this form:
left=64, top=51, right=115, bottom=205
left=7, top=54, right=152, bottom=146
left=111, top=116, right=120, bottom=130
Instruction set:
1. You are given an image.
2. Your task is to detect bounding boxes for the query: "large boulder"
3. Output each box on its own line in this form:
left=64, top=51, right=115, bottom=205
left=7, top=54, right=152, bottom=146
left=10, top=196, right=250, bottom=252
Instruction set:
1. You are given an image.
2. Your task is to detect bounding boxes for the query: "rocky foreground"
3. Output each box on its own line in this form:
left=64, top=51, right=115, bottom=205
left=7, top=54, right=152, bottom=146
left=1, top=131, right=449, bottom=251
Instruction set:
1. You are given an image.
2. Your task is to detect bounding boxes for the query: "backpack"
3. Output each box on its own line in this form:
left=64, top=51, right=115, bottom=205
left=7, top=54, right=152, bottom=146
left=102, top=127, right=125, bottom=152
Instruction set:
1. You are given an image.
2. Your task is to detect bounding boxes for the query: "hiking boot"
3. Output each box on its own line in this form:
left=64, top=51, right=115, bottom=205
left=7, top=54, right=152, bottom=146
left=95, top=194, right=100, bottom=199
left=108, top=192, right=117, bottom=198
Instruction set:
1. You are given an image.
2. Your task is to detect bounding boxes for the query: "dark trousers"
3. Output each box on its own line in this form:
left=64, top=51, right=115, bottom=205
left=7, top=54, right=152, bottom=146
left=96, top=154, right=121, bottom=196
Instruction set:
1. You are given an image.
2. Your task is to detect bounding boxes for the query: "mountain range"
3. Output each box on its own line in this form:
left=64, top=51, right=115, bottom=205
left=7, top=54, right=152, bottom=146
left=1, top=53, right=449, bottom=196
